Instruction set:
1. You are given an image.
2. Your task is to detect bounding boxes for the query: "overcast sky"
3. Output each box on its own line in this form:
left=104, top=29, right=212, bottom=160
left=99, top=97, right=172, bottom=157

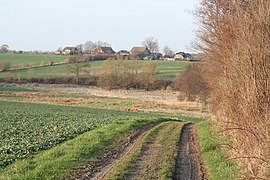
left=1, top=0, right=199, bottom=52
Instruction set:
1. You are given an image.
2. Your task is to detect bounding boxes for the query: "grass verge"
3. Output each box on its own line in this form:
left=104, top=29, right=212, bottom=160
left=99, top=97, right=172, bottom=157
left=0, top=118, right=163, bottom=180
left=198, top=121, right=238, bottom=180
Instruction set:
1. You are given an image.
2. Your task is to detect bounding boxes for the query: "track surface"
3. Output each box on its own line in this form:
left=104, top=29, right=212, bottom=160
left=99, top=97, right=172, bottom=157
left=174, top=123, right=208, bottom=180
left=70, top=123, right=158, bottom=179
left=73, top=122, right=208, bottom=180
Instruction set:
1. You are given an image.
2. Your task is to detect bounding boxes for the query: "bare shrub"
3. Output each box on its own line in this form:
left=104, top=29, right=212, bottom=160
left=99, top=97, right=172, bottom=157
left=195, top=0, right=270, bottom=178
left=97, top=60, right=140, bottom=90
left=0, top=61, right=11, bottom=71
left=98, top=60, right=158, bottom=90
left=139, top=62, right=157, bottom=91
left=175, top=64, right=209, bottom=102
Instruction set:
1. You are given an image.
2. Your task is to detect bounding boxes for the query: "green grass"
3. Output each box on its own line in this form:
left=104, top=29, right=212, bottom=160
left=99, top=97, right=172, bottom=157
left=0, top=59, right=192, bottom=79
left=0, top=54, right=68, bottom=68
left=0, top=100, right=161, bottom=169
left=198, top=121, right=238, bottom=179
left=0, top=119, right=163, bottom=180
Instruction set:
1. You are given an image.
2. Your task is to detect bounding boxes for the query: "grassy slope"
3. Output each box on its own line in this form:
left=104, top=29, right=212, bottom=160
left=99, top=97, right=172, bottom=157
left=0, top=59, right=191, bottom=79
left=0, top=54, right=67, bottom=67
left=198, top=121, right=238, bottom=180
left=0, top=119, right=163, bottom=180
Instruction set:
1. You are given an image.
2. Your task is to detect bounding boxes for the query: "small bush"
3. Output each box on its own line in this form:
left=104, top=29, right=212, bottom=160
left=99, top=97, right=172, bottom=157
left=175, top=64, right=209, bottom=102
left=0, top=61, right=11, bottom=71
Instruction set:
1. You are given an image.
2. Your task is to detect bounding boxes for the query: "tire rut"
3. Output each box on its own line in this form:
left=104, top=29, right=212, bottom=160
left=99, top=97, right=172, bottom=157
left=69, top=123, right=159, bottom=180
left=127, top=122, right=181, bottom=180
left=174, top=123, right=208, bottom=180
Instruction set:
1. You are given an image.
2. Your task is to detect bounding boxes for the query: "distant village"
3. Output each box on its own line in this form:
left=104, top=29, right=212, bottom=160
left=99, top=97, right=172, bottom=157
left=0, top=39, right=202, bottom=61
left=55, top=46, right=200, bottom=61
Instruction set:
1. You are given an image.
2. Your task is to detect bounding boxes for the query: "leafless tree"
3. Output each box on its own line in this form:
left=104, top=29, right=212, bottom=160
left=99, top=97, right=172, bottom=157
left=83, top=41, right=111, bottom=54
left=175, top=64, right=209, bottom=102
left=0, top=44, right=9, bottom=53
left=142, top=37, right=159, bottom=53
left=163, top=45, right=174, bottom=57
left=76, top=44, right=84, bottom=53
left=65, top=55, right=91, bottom=84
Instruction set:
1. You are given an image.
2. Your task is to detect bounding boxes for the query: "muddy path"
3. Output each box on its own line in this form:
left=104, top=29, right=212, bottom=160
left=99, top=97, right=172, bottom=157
left=174, top=123, right=208, bottom=180
left=71, top=122, right=208, bottom=180
left=69, top=123, right=159, bottom=180
left=126, top=122, right=182, bottom=180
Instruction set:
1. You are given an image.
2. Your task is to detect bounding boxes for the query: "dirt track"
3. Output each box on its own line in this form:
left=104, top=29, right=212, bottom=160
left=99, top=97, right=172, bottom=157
left=174, top=123, right=208, bottom=180
left=70, top=123, right=158, bottom=179
left=71, top=122, right=208, bottom=180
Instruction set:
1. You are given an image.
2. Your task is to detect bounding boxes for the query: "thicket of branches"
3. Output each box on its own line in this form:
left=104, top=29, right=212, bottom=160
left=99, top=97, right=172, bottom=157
left=196, top=0, right=270, bottom=178
left=175, top=64, right=209, bottom=103
left=97, top=60, right=157, bottom=90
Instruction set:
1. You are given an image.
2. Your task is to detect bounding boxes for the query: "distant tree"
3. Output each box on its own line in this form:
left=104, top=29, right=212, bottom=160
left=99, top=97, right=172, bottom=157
left=0, top=44, right=9, bottom=53
left=65, top=55, right=91, bottom=84
left=175, top=64, right=209, bottom=102
left=83, top=41, right=94, bottom=54
left=76, top=44, right=84, bottom=53
left=163, top=45, right=174, bottom=57
left=83, top=41, right=111, bottom=54
left=142, top=37, right=159, bottom=53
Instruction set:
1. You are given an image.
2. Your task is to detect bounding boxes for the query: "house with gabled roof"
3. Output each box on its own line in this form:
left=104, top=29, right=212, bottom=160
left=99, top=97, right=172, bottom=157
left=95, top=47, right=115, bottom=55
left=130, top=47, right=150, bottom=59
left=62, top=47, right=80, bottom=55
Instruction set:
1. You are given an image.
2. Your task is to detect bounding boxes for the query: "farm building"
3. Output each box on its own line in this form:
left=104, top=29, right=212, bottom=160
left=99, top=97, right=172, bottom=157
left=130, top=47, right=150, bottom=60
left=118, top=50, right=130, bottom=56
left=174, top=53, right=184, bottom=60
left=62, top=47, right=80, bottom=55
left=174, top=52, right=193, bottom=60
left=117, top=50, right=130, bottom=59
left=95, top=47, right=115, bottom=55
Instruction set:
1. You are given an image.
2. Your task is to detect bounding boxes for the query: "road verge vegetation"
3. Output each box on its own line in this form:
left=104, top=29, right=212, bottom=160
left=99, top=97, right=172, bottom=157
left=198, top=121, right=238, bottom=179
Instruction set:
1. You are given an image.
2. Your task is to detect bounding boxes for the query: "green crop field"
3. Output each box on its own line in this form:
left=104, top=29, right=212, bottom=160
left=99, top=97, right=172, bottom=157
left=0, top=54, right=68, bottom=68
left=0, top=100, right=160, bottom=169
left=0, top=58, right=192, bottom=79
